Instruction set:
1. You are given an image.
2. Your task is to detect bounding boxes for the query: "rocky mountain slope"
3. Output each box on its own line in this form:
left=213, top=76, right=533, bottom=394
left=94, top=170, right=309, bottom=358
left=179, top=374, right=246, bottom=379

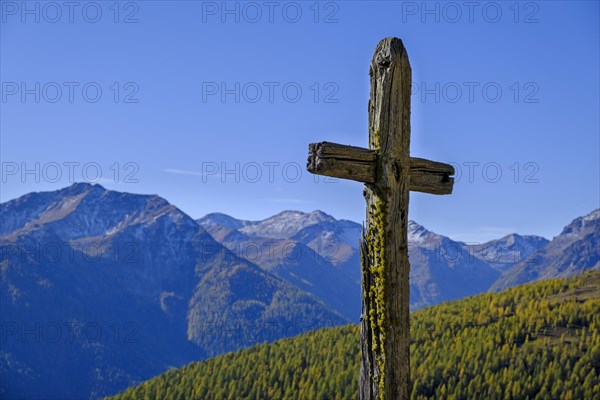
left=0, top=184, right=346, bottom=399
left=491, top=209, right=600, bottom=291
left=200, top=213, right=515, bottom=311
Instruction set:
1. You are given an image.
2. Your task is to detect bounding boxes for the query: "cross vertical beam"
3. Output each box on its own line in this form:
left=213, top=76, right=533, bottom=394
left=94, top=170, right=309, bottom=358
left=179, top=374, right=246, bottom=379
left=359, top=37, right=412, bottom=400
left=306, top=37, right=454, bottom=400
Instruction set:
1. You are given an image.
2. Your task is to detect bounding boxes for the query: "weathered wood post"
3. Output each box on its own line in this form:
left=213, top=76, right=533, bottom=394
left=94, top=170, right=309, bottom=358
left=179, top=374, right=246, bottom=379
left=307, top=37, right=454, bottom=400
left=359, top=36, right=412, bottom=400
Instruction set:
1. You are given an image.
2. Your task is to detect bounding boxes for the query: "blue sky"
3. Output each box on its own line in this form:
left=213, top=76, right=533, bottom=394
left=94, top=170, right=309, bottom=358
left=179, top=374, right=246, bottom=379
left=1, top=0, right=598, bottom=243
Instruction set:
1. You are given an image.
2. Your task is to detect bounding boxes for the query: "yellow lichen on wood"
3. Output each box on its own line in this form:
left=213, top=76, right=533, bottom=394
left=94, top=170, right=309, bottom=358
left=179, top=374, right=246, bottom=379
left=362, top=130, right=387, bottom=399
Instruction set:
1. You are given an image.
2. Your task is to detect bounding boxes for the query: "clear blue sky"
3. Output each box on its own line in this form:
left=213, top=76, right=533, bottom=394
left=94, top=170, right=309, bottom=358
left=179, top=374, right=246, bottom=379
left=1, top=1, right=598, bottom=243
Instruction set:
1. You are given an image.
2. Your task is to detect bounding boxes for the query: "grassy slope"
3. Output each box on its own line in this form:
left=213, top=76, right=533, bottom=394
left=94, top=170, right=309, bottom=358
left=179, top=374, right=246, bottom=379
left=111, top=271, right=600, bottom=399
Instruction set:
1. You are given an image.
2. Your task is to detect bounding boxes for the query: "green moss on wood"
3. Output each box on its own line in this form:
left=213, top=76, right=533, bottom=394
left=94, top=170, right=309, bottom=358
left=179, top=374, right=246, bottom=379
left=362, top=130, right=387, bottom=399
left=371, top=129, right=382, bottom=151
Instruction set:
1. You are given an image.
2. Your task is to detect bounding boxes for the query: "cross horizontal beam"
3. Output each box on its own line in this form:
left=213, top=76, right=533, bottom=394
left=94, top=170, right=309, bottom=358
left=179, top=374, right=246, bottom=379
left=307, top=141, right=455, bottom=195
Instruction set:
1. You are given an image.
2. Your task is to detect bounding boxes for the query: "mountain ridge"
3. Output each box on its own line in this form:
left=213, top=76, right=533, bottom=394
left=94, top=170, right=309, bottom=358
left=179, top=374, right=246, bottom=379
left=1, top=183, right=598, bottom=399
left=491, top=208, right=600, bottom=291
left=0, top=184, right=348, bottom=399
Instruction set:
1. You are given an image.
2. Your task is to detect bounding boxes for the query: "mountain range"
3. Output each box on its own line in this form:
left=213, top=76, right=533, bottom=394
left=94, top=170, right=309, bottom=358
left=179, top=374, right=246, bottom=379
left=1, top=183, right=598, bottom=399
left=0, top=184, right=345, bottom=399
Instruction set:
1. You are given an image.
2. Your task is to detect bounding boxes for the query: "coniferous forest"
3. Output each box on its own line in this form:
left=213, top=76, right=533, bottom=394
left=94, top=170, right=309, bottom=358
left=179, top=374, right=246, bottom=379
left=111, top=270, right=600, bottom=400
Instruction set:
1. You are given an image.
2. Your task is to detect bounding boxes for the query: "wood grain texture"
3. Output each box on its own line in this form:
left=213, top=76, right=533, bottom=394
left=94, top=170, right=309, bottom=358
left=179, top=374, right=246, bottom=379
left=410, top=171, right=454, bottom=195
left=409, top=158, right=454, bottom=195
left=360, top=37, right=411, bottom=400
left=307, top=142, right=377, bottom=183
left=307, top=143, right=454, bottom=194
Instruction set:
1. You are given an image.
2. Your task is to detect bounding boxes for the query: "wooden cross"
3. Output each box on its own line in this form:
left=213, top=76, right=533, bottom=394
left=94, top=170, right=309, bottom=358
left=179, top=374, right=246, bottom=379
left=306, top=38, right=454, bottom=400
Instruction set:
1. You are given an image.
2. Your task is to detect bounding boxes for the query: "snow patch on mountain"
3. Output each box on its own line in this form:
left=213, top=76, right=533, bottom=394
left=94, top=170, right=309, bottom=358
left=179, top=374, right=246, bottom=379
left=238, top=210, right=336, bottom=239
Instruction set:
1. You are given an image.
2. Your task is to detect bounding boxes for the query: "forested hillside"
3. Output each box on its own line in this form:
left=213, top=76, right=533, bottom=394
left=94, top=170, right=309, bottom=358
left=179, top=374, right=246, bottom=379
left=111, top=271, right=600, bottom=399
